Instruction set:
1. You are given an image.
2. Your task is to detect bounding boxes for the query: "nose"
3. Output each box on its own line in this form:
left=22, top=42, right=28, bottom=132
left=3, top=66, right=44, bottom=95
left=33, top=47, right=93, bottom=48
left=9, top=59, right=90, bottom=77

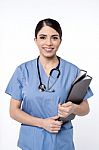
left=46, top=37, right=52, bottom=45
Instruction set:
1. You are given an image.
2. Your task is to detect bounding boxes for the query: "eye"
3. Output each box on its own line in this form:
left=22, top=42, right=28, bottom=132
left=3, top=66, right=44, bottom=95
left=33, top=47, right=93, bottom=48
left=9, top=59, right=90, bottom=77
left=39, top=36, right=46, bottom=39
left=52, top=36, right=59, bottom=40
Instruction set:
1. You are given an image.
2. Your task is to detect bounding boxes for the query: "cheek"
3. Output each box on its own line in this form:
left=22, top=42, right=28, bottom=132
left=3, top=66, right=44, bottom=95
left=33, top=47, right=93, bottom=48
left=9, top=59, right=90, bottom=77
left=55, top=43, right=61, bottom=49
left=36, top=41, right=43, bottom=48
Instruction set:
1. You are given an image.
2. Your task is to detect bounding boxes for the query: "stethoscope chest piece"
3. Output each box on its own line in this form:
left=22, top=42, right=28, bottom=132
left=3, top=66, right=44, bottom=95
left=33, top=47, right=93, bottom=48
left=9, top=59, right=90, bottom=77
left=38, top=84, right=46, bottom=92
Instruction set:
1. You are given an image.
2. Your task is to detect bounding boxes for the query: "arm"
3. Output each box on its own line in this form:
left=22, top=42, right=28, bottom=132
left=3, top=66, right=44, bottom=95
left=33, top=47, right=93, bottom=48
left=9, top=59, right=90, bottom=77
left=73, top=100, right=90, bottom=116
left=10, top=99, right=62, bottom=133
left=58, top=100, right=90, bottom=118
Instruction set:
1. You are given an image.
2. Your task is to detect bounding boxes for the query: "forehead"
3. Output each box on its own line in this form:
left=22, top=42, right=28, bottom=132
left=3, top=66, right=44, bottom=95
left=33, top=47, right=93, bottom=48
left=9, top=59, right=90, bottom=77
left=37, top=26, right=59, bottom=36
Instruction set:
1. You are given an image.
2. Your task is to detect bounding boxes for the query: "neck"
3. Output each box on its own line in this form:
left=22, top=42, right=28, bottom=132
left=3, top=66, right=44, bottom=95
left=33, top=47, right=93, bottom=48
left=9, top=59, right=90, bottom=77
left=38, top=55, right=59, bottom=76
left=39, top=55, right=58, bottom=67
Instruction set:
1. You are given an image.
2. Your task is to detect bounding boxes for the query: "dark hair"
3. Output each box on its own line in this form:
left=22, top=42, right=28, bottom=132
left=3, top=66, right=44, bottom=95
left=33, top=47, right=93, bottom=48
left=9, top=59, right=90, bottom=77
left=35, top=18, right=62, bottom=40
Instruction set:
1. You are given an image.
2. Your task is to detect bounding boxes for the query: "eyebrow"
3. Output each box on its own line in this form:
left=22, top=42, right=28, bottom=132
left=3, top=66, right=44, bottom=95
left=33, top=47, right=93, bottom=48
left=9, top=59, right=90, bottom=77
left=39, top=34, right=59, bottom=37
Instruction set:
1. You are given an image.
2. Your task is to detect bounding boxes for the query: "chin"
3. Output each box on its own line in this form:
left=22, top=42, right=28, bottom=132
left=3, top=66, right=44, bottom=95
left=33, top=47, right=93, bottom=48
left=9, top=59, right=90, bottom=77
left=44, top=54, right=56, bottom=58
left=43, top=52, right=57, bottom=58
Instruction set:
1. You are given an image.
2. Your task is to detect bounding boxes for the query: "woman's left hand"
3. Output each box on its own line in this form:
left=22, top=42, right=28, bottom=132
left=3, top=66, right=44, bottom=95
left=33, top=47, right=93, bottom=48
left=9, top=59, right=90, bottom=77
left=58, top=102, right=75, bottom=118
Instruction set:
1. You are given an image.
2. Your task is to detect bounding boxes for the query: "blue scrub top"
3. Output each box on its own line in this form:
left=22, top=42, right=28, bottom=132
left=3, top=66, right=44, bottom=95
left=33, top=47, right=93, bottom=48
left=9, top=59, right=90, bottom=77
left=5, top=57, right=93, bottom=150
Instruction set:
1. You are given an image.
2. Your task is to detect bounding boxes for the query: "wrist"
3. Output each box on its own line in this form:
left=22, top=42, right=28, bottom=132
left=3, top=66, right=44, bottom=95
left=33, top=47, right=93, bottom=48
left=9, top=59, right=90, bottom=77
left=37, top=118, right=44, bottom=128
left=73, top=104, right=80, bottom=115
left=31, top=117, right=44, bottom=128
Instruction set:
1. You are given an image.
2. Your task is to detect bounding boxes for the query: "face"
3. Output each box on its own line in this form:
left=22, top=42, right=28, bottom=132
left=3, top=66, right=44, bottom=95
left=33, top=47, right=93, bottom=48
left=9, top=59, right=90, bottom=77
left=35, top=26, right=61, bottom=58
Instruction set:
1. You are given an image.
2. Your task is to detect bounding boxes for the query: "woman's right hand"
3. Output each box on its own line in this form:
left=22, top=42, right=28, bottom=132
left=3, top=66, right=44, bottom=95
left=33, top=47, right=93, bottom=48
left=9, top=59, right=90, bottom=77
left=42, top=116, right=62, bottom=133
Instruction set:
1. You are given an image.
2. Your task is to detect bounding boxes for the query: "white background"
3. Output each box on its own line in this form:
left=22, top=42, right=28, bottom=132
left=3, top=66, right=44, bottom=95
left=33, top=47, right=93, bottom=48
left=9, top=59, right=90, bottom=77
left=0, top=0, right=99, bottom=150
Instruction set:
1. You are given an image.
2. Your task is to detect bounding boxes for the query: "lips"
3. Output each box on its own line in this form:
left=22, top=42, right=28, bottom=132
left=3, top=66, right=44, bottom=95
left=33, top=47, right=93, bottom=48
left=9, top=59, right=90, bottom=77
left=43, top=47, right=54, bottom=52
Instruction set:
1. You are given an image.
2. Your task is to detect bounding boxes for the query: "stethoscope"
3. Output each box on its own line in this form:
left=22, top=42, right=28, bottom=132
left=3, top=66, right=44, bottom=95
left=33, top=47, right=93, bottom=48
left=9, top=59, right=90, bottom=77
left=37, top=56, right=60, bottom=92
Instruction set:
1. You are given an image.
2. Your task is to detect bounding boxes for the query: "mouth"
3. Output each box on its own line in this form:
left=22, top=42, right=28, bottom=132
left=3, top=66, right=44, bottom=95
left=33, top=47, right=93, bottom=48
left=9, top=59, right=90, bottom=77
left=43, top=47, right=54, bottom=52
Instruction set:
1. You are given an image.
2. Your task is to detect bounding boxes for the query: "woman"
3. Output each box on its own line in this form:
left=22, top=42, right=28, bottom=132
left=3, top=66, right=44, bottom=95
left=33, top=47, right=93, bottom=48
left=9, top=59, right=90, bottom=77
left=5, top=18, right=93, bottom=150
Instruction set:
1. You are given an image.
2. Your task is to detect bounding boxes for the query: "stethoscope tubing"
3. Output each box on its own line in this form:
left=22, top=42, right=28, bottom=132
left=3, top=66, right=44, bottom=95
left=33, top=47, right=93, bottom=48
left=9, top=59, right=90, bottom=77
left=37, top=56, right=60, bottom=92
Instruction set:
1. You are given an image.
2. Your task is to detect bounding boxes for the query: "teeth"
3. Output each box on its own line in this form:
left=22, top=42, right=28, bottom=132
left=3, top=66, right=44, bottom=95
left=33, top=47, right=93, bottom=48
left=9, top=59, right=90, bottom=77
left=46, top=49, right=51, bottom=51
left=45, top=48, right=52, bottom=51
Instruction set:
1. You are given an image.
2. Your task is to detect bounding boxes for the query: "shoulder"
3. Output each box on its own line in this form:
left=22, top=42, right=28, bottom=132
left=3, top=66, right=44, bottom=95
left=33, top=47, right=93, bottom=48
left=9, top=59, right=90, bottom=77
left=18, top=59, right=36, bottom=68
left=12, top=59, right=37, bottom=78
left=16, top=59, right=36, bottom=72
left=60, top=57, right=81, bottom=78
left=60, top=57, right=79, bottom=70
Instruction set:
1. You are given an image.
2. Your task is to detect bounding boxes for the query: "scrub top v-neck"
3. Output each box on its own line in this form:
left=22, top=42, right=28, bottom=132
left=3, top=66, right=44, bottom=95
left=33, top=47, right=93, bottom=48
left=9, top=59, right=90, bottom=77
left=5, top=57, right=93, bottom=150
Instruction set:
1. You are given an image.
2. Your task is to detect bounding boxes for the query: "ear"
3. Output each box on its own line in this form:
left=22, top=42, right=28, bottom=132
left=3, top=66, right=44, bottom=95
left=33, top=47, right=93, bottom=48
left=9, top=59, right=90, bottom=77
left=34, top=37, right=36, bottom=41
left=34, top=37, right=37, bottom=44
left=60, top=39, right=62, bottom=44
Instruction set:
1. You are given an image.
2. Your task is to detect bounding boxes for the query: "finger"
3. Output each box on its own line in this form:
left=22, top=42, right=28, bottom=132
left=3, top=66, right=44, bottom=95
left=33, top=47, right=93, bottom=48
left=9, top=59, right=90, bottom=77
left=62, top=102, right=72, bottom=107
left=50, top=124, right=61, bottom=128
left=58, top=106, right=68, bottom=113
left=48, top=124, right=61, bottom=132
left=58, top=111, right=69, bottom=118
left=58, top=103, right=62, bottom=107
left=58, top=113, right=69, bottom=118
left=51, top=115, right=59, bottom=120
left=58, top=103, right=62, bottom=109
left=53, top=121, right=62, bottom=126
left=50, top=126, right=61, bottom=132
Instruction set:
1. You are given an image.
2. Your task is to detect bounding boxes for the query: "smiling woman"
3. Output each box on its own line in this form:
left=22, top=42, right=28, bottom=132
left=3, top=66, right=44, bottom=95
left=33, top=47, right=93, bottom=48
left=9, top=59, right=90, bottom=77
left=5, top=18, right=93, bottom=150
left=34, top=19, right=62, bottom=60
left=34, top=26, right=61, bottom=59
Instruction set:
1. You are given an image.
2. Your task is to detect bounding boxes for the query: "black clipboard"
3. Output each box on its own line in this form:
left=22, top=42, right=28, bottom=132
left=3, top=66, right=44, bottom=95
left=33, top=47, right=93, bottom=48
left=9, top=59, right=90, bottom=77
left=58, top=70, right=92, bottom=123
